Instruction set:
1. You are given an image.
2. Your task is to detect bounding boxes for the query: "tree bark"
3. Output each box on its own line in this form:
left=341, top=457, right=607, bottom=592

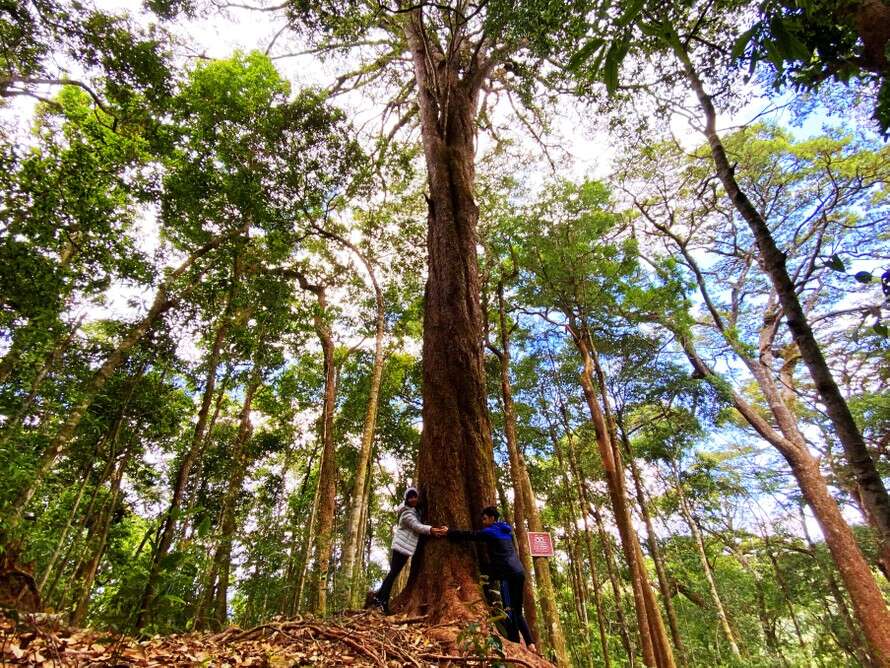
left=673, top=37, right=890, bottom=594
left=397, top=10, right=497, bottom=621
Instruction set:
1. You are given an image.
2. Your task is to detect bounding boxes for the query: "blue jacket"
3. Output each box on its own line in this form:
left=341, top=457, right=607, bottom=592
left=447, top=522, right=525, bottom=579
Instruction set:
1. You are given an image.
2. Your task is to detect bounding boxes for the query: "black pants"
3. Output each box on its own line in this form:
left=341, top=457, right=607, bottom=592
left=501, top=572, right=534, bottom=646
left=376, top=549, right=410, bottom=605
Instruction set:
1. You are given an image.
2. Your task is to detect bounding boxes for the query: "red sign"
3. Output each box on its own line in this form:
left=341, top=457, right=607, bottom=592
left=528, top=531, right=554, bottom=557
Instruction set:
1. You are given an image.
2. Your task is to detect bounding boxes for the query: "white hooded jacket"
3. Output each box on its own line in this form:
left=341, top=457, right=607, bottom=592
left=391, top=487, right=431, bottom=556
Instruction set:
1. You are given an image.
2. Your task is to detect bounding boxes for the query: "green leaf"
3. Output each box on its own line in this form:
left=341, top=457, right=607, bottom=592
left=763, top=39, right=785, bottom=73
left=769, top=18, right=811, bottom=62
left=854, top=271, right=873, bottom=284
left=567, top=39, right=604, bottom=72
left=603, top=45, right=621, bottom=94
left=874, top=323, right=889, bottom=338
left=732, top=26, right=758, bottom=59
left=639, top=22, right=667, bottom=38
left=616, top=0, right=646, bottom=28
left=825, top=254, right=846, bottom=272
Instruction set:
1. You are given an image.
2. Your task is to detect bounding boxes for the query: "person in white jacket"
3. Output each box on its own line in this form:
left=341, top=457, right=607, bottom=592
left=373, top=487, right=446, bottom=613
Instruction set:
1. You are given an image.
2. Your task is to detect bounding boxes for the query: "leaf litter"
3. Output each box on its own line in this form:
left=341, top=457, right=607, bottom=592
left=0, top=609, right=546, bottom=666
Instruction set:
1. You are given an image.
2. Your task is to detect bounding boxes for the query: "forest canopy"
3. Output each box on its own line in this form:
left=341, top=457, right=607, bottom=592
left=1, top=1, right=888, bottom=667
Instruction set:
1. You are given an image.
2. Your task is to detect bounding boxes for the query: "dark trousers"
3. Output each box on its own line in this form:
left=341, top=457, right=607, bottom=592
left=500, top=572, right=534, bottom=646
left=376, top=549, right=409, bottom=604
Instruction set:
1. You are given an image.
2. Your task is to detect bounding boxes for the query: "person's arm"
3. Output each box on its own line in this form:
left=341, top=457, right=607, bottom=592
left=400, top=508, right=432, bottom=535
left=446, top=528, right=490, bottom=541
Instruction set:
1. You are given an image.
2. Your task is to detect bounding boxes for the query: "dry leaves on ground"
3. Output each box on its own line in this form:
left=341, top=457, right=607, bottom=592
left=0, top=609, right=544, bottom=667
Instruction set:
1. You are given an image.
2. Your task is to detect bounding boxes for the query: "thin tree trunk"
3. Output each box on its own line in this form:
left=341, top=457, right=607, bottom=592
left=294, top=470, right=321, bottom=615
left=340, top=247, right=386, bottom=609
left=623, top=434, right=686, bottom=666
left=672, top=36, right=890, bottom=586
left=313, top=290, right=337, bottom=616
left=185, top=373, right=231, bottom=542
left=70, top=449, right=129, bottom=626
left=37, top=460, right=93, bottom=594
left=490, top=283, right=546, bottom=652
left=592, top=504, right=638, bottom=667
left=547, top=392, right=627, bottom=667
left=349, top=466, right=374, bottom=608
left=670, top=463, right=741, bottom=659
left=137, top=279, right=243, bottom=628
left=764, top=539, right=807, bottom=656
left=6, top=228, right=242, bottom=529
left=591, top=350, right=677, bottom=668
left=0, top=314, right=85, bottom=447
left=541, top=396, right=612, bottom=668
left=208, top=337, right=265, bottom=629
left=571, top=323, right=674, bottom=668
left=497, top=284, right=570, bottom=661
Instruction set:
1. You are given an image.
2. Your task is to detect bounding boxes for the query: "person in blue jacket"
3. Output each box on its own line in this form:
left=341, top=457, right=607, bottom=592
left=447, top=505, right=537, bottom=653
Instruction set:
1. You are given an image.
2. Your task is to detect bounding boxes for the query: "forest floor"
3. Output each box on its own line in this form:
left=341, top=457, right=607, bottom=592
left=0, top=608, right=551, bottom=667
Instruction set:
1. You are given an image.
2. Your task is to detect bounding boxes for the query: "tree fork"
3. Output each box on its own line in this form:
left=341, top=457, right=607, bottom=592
left=673, top=329, right=890, bottom=664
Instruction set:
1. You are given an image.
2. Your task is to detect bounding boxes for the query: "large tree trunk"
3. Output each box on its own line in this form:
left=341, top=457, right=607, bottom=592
left=397, top=11, right=497, bottom=621
left=673, top=39, right=890, bottom=588
left=799, top=503, right=878, bottom=668
left=571, top=324, right=675, bottom=668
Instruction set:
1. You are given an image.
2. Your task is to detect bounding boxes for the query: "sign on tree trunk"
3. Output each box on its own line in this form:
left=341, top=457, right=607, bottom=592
left=528, top=532, right=554, bottom=557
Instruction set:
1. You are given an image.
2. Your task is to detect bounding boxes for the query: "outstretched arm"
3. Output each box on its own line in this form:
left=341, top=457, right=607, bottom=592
left=447, top=528, right=488, bottom=541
